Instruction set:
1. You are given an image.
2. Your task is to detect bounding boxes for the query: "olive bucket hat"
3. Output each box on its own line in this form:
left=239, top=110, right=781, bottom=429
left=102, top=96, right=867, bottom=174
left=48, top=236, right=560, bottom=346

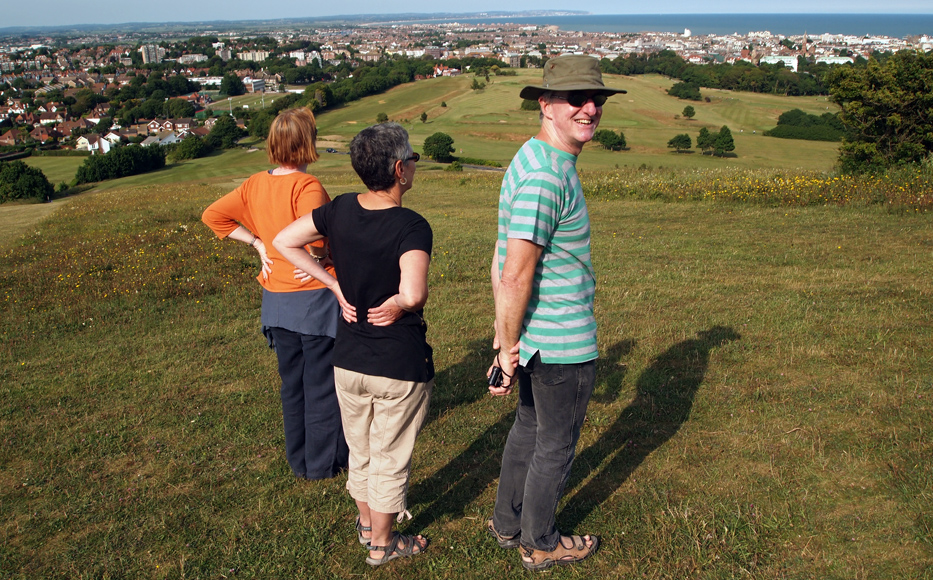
left=520, top=54, right=626, bottom=100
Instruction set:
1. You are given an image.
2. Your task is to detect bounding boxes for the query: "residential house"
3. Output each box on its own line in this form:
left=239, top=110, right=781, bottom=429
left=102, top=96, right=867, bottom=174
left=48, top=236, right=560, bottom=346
left=141, top=131, right=182, bottom=147
left=39, top=111, right=68, bottom=125
left=103, top=131, right=125, bottom=145
left=433, top=65, right=461, bottom=77
left=29, top=125, right=62, bottom=143
left=76, top=134, right=111, bottom=155
left=37, top=102, right=65, bottom=113
left=75, top=133, right=100, bottom=152
left=15, top=112, right=40, bottom=127
left=58, top=118, right=95, bottom=138
left=171, top=118, right=195, bottom=132
left=7, top=100, right=27, bottom=114
left=0, top=129, right=19, bottom=146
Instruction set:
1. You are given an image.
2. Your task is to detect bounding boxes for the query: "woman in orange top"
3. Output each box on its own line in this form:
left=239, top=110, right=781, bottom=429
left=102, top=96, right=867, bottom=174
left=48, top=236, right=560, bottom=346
left=201, top=107, right=348, bottom=480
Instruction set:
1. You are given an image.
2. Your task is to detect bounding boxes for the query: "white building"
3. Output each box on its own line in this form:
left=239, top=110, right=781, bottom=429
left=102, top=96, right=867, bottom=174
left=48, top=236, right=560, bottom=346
left=759, top=55, right=799, bottom=72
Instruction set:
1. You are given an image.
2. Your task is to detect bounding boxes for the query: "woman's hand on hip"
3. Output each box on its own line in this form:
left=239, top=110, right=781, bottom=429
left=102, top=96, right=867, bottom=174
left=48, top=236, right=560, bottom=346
left=367, top=295, right=405, bottom=326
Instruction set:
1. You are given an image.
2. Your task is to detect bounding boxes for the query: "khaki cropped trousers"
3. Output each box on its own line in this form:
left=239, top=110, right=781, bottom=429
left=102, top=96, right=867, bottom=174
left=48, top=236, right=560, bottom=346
left=334, top=367, right=433, bottom=514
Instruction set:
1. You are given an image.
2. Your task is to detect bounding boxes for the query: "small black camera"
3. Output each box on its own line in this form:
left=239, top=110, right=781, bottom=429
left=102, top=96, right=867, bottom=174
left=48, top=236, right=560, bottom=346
left=488, top=366, right=503, bottom=387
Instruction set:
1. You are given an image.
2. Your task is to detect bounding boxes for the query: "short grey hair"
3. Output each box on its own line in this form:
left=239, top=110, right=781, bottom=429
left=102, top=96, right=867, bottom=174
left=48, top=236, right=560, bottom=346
left=538, top=90, right=554, bottom=122
left=350, top=123, right=412, bottom=191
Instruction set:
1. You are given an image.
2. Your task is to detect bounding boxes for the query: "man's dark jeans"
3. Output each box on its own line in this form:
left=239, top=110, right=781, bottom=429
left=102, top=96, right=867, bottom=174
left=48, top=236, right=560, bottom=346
left=492, top=352, right=596, bottom=551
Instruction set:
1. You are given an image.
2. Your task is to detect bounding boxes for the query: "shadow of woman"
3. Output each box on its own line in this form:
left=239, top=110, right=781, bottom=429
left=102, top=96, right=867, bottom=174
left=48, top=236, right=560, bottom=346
left=558, top=325, right=741, bottom=531
left=404, top=336, right=514, bottom=530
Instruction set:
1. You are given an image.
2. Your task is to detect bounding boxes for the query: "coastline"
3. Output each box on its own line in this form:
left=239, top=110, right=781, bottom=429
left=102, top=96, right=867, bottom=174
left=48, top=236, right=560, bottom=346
left=413, top=13, right=933, bottom=38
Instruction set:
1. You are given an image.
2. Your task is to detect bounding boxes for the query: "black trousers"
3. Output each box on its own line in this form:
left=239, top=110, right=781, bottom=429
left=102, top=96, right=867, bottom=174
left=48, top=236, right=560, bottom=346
left=268, top=327, right=349, bottom=479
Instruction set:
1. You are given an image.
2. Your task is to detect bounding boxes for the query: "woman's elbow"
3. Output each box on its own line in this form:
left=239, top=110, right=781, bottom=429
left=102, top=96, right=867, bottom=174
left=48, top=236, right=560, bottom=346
left=397, top=288, right=428, bottom=312
left=271, top=231, right=294, bottom=254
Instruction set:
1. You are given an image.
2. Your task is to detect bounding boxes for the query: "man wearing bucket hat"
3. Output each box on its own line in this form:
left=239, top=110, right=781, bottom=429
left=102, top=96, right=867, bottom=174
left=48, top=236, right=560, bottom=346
left=485, top=54, right=625, bottom=571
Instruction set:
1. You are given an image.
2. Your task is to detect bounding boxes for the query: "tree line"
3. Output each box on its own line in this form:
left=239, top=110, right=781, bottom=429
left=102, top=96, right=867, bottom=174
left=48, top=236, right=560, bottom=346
left=600, top=50, right=832, bottom=96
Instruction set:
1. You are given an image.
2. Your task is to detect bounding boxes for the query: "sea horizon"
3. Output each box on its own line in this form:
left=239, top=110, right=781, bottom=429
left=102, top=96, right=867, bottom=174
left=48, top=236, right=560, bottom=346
left=407, top=13, right=933, bottom=38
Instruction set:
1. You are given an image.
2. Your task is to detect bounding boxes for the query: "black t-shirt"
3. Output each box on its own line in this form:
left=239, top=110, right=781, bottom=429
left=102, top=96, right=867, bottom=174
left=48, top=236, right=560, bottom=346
left=312, top=193, right=434, bottom=382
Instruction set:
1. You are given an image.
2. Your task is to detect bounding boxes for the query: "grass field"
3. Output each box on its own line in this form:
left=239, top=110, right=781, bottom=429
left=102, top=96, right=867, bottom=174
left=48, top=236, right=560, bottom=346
left=1, top=159, right=931, bottom=577
left=1, top=73, right=929, bottom=578
left=20, top=72, right=841, bottom=197
left=314, top=72, right=840, bottom=172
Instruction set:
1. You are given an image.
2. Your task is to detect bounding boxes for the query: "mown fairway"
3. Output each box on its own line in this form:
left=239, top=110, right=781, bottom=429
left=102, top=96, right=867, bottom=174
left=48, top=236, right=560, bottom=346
left=1, top=156, right=930, bottom=577
left=315, top=71, right=840, bottom=172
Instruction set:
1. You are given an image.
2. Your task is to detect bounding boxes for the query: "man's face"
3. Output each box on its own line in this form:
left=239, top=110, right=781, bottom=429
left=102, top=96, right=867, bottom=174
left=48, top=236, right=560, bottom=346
left=540, top=90, right=604, bottom=153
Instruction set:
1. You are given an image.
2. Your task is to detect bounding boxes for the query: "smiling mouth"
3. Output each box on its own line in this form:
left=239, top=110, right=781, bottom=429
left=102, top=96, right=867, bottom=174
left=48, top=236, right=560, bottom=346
left=575, top=119, right=594, bottom=125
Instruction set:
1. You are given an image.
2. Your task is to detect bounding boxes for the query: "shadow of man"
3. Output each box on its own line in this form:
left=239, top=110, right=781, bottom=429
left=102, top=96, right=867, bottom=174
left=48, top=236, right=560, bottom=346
left=404, top=339, right=638, bottom=532
left=558, top=325, right=741, bottom=530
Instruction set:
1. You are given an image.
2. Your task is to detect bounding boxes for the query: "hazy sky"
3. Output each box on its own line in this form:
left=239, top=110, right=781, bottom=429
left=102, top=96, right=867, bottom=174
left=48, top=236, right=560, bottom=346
left=5, top=1, right=932, bottom=28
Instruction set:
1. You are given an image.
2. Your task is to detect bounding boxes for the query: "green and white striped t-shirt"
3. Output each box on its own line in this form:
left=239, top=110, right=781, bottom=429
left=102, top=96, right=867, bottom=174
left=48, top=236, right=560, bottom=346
left=497, top=137, right=597, bottom=366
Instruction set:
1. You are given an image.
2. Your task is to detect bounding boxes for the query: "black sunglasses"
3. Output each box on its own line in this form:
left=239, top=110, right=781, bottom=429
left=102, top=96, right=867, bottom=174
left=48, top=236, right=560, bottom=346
left=554, top=93, right=608, bottom=108
left=405, top=152, right=420, bottom=163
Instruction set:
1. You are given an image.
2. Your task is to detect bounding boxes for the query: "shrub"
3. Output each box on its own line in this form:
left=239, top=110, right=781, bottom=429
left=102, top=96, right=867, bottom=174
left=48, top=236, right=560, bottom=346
left=168, top=136, right=213, bottom=162
left=0, top=160, right=54, bottom=203
left=75, top=146, right=166, bottom=184
left=668, top=82, right=702, bottom=101
left=764, top=109, right=844, bottom=142
left=456, top=157, right=502, bottom=168
left=520, top=99, right=540, bottom=111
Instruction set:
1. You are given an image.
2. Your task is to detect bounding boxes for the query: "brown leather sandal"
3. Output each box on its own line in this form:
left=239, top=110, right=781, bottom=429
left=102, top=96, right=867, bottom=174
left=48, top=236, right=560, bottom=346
left=520, top=534, right=599, bottom=571
left=486, top=518, right=521, bottom=549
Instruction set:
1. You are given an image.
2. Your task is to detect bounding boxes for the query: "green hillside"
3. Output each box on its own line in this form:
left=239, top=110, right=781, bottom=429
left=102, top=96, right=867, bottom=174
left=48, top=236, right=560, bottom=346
left=315, top=71, right=840, bottom=172
left=1, top=174, right=929, bottom=578
left=22, top=72, right=841, bottom=193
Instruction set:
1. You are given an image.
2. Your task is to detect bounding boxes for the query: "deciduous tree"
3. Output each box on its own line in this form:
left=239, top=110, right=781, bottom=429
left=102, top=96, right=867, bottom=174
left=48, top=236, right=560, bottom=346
left=423, top=132, right=454, bottom=162
left=206, top=115, right=244, bottom=149
left=593, top=129, right=626, bottom=151
left=219, top=73, right=246, bottom=97
left=667, top=133, right=692, bottom=152
left=829, top=50, right=933, bottom=173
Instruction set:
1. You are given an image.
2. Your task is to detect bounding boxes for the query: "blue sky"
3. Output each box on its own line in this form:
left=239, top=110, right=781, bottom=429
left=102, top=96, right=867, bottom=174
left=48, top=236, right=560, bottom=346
left=5, top=1, right=932, bottom=28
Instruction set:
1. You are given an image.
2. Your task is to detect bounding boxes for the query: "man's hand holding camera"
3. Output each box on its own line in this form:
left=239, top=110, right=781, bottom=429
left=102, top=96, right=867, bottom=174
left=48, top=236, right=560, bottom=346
left=488, top=343, right=519, bottom=396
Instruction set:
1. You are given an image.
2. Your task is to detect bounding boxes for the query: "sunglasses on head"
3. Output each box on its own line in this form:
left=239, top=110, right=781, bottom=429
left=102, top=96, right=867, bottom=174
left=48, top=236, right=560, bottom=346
left=406, top=152, right=420, bottom=162
left=554, top=93, right=608, bottom=108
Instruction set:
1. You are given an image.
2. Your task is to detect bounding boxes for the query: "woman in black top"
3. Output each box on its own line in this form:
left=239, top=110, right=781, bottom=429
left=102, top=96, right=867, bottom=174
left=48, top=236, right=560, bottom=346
left=274, top=123, right=432, bottom=567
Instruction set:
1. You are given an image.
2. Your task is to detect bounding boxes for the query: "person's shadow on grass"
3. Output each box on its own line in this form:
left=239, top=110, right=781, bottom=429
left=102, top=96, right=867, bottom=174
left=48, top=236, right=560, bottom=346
left=405, top=338, right=638, bottom=533
left=558, top=325, right=741, bottom=530
left=405, top=336, right=513, bottom=531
